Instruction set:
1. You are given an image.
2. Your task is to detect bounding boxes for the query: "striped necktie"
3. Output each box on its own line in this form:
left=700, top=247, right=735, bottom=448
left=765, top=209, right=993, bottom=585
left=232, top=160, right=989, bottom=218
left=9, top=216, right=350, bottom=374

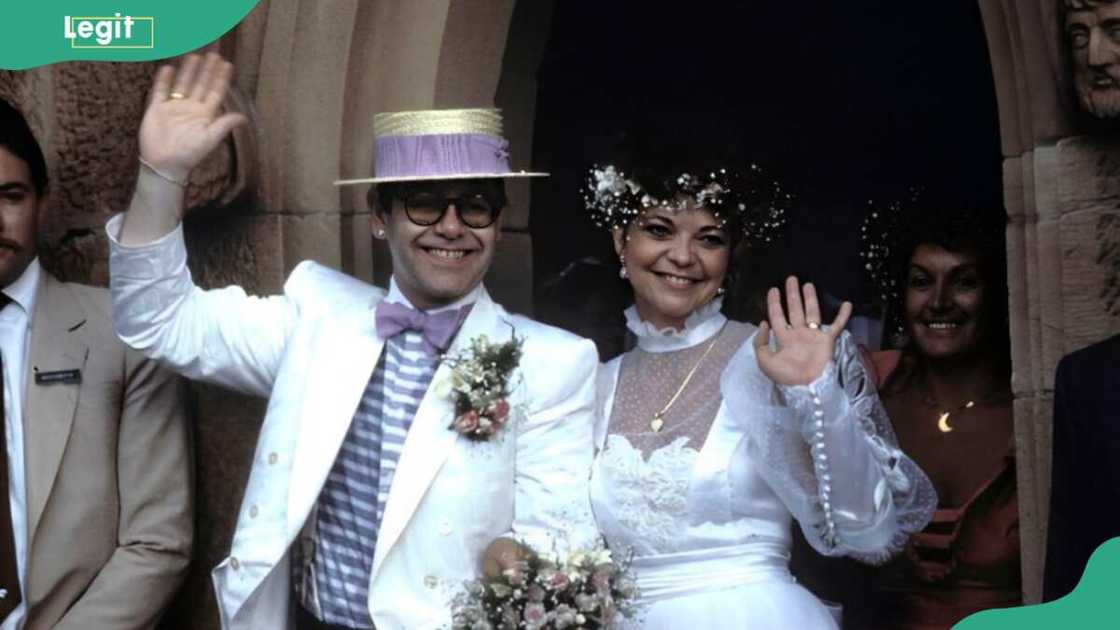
left=303, top=304, right=468, bottom=627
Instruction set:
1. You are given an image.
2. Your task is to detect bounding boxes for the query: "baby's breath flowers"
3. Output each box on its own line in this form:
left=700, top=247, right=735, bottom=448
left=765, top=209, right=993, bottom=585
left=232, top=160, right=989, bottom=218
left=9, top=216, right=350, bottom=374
left=583, top=163, right=791, bottom=246
left=449, top=545, right=637, bottom=630
left=442, top=332, right=524, bottom=442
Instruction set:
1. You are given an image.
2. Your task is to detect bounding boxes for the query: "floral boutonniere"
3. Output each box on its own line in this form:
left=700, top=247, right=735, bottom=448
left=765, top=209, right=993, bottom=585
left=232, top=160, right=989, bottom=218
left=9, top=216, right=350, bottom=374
left=442, top=331, right=524, bottom=441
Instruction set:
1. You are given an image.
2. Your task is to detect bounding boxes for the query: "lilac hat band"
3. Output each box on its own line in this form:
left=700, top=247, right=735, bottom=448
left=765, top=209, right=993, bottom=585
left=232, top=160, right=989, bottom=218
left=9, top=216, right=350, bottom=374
left=376, top=133, right=513, bottom=181
left=333, top=108, right=548, bottom=185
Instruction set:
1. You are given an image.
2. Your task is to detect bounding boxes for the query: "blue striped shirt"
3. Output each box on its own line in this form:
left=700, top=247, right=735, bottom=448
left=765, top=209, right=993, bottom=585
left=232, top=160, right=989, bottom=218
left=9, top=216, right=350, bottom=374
left=298, top=330, right=437, bottom=628
left=293, top=280, right=480, bottom=627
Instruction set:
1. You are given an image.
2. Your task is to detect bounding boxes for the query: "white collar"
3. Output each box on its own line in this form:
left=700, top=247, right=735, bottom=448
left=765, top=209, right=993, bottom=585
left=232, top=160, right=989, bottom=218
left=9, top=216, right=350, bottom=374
left=624, top=297, right=727, bottom=353
left=386, top=276, right=483, bottom=314
left=2, top=258, right=41, bottom=317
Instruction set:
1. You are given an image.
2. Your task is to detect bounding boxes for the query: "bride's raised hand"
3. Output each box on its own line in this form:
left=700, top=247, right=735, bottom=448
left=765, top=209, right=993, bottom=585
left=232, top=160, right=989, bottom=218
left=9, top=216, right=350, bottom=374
left=754, top=276, right=852, bottom=386
left=138, top=52, right=247, bottom=188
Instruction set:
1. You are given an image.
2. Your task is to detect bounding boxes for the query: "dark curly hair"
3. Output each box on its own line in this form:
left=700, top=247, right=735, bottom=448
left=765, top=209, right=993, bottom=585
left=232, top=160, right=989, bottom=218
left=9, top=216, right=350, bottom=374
left=585, top=162, right=791, bottom=257
left=878, top=201, right=1011, bottom=390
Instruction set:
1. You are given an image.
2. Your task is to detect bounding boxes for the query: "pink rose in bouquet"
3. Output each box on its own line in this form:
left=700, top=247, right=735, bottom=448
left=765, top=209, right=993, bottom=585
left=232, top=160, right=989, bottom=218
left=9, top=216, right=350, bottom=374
left=524, top=602, right=547, bottom=626
left=449, top=544, right=636, bottom=629
left=452, top=410, right=481, bottom=434
left=489, top=399, right=510, bottom=423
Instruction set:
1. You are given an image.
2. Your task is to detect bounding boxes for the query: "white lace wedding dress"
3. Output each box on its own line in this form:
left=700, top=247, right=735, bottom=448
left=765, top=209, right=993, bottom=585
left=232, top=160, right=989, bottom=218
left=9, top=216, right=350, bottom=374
left=590, top=301, right=936, bottom=629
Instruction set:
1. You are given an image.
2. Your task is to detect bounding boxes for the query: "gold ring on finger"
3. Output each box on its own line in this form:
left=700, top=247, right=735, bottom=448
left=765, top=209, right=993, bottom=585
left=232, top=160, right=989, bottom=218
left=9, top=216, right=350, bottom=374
left=168, top=92, right=186, bottom=100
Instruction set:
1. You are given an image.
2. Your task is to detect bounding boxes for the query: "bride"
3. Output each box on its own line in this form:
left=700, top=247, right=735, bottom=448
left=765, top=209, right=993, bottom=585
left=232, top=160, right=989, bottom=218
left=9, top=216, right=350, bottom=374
left=584, top=164, right=936, bottom=628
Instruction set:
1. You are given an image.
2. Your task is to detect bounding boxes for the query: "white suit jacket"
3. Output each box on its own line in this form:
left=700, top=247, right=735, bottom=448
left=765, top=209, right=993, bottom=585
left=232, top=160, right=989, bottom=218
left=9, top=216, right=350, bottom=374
left=107, top=221, right=600, bottom=630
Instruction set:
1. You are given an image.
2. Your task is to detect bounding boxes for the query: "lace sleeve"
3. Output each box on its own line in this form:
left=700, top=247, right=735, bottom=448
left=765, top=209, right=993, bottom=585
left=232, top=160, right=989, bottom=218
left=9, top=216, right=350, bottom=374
left=719, top=331, right=937, bottom=564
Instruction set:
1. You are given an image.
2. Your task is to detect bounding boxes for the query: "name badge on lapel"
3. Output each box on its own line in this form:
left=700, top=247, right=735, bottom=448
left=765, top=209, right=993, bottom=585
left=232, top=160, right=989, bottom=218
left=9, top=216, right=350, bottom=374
left=34, top=368, right=81, bottom=385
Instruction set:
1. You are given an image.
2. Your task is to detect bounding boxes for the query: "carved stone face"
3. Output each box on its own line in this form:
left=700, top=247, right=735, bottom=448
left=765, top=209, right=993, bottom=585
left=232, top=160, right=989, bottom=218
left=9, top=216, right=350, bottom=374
left=1066, top=0, right=1120, bottom=118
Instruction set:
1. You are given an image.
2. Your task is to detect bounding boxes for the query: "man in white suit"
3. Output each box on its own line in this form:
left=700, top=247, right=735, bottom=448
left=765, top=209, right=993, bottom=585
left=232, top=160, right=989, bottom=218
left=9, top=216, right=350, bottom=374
left=107, top=53, right=600, bottom=630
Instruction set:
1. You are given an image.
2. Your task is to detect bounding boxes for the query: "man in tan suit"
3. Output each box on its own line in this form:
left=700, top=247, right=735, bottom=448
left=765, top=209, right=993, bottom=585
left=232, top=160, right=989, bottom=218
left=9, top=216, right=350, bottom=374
left=0, top=99, right=192, bottom=628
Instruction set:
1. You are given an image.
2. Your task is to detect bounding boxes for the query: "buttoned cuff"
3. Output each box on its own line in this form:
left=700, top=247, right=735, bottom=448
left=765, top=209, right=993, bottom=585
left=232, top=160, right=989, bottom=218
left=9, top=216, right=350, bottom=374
left=777, top=361, right=854, bottom=548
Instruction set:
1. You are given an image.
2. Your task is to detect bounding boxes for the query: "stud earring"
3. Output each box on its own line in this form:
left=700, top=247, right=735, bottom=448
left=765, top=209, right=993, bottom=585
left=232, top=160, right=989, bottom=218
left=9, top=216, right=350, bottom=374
left=619, top=255, right=628, bottom=279
left=375, top=229, right=386, bottom=239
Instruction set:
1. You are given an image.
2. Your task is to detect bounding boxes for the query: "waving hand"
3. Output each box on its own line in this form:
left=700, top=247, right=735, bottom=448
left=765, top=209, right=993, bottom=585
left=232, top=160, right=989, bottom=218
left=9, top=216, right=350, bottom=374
left=120, top=52, right=246, bottom=245
left=139, top=52, right=246, bottom=182
left=754, top=276, right=852, bottom=386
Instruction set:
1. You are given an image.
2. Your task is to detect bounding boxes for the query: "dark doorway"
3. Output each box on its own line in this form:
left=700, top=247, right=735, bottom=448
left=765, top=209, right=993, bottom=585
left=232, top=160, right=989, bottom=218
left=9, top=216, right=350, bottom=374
left=528, top=1, right=1002, bottom=356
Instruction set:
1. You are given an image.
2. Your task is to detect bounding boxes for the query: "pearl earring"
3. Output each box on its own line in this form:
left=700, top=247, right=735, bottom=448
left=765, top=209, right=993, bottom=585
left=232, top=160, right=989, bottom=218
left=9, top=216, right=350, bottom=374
left=619, top=255, right=628, bottom=279
left=375, top=229, right=385, bottom=239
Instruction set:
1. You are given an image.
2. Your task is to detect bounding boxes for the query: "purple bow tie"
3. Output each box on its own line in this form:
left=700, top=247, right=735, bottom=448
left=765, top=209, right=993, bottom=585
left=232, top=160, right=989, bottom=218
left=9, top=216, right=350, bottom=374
left=375, top=301, right=472, bottom=355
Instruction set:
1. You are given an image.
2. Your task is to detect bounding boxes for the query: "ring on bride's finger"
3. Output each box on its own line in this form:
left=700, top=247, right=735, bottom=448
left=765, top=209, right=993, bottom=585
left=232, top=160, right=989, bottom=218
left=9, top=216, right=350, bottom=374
left=819, top=324, right=831, bottom=333
left=807, top=321, right=821, bottom=330
left=168, top=92, right=186, bottom=100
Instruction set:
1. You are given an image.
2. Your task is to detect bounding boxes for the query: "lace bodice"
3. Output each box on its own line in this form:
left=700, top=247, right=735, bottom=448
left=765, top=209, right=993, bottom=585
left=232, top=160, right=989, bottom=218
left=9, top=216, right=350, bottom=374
left=591, top=303, right=937, bottom=565
left=608, top=317, right=752, bottom=455
left=592, top=435, right=698, bottom=554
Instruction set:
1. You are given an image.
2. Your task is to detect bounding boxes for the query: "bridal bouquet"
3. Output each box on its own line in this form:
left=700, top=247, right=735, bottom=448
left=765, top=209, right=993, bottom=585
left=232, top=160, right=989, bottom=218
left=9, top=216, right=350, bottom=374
left=449, top=546, right=637, bottom=630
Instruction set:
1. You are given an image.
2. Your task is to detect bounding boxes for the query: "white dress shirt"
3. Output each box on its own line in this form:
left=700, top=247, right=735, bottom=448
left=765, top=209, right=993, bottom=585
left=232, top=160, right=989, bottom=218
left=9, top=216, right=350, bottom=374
left=383, top=276, right=482, bottom=314
left=0, top=258, right=40, bottom=630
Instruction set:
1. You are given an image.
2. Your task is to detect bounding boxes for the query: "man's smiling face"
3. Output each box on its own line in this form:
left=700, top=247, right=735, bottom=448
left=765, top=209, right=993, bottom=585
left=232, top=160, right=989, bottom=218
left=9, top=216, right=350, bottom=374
left=371, top=179, right=505, bottom=310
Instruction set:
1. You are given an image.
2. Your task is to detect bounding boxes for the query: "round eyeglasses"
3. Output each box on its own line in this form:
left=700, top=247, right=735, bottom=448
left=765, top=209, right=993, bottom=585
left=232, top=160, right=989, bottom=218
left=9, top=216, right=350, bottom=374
left=403, top=193, right=501, bottom=229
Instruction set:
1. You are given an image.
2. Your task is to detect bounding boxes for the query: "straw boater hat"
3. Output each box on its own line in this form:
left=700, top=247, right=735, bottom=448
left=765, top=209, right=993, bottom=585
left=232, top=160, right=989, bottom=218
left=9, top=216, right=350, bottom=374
left=334, top=108, right=548, bottom=185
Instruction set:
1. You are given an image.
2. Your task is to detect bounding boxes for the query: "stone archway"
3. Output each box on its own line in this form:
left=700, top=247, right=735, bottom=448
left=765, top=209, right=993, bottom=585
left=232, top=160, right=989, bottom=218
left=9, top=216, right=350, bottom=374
left=5, top=0, right=1095, bottom=621
left=977, top=0, right=1120, bottom=604
left=3, top=2, right=539, bottom=627
left=180, top=0, right=1115, bottom=615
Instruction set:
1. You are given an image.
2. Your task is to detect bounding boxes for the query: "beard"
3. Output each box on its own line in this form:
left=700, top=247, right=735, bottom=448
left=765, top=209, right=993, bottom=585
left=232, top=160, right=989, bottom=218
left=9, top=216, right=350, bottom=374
left=1076, top=74, right=1120, bottom=118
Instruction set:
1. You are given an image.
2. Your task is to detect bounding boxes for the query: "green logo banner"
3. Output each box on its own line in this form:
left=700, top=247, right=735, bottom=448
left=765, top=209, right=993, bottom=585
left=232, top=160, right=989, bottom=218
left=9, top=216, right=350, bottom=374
left=956, top=537, right=1120, bottom=628
left=1, top=1, right=260, bottom=69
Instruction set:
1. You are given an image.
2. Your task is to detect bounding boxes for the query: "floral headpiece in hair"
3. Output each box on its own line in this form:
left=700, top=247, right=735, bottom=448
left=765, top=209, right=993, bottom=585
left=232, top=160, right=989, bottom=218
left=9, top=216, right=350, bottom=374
left=582, top=163, right=791, bottom=245
left=859, top=191, right=913, bottom=311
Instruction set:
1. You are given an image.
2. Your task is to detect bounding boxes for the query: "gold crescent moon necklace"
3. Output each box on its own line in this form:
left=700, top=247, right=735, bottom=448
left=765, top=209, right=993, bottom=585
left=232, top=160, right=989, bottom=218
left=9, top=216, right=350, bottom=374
left=934, top=400, right=976, bottom=433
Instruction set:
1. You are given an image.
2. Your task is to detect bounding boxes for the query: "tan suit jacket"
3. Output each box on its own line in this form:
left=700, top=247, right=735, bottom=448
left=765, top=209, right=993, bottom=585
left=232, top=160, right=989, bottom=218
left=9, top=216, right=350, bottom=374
left=19, top=272, right=192, bottom=629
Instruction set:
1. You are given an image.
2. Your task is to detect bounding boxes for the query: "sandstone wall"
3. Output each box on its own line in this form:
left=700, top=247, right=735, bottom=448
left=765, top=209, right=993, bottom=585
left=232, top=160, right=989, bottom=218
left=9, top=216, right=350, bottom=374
left=979, top=0, right=1120, bottom=604
left=0, top=1, right=541, bottom=626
